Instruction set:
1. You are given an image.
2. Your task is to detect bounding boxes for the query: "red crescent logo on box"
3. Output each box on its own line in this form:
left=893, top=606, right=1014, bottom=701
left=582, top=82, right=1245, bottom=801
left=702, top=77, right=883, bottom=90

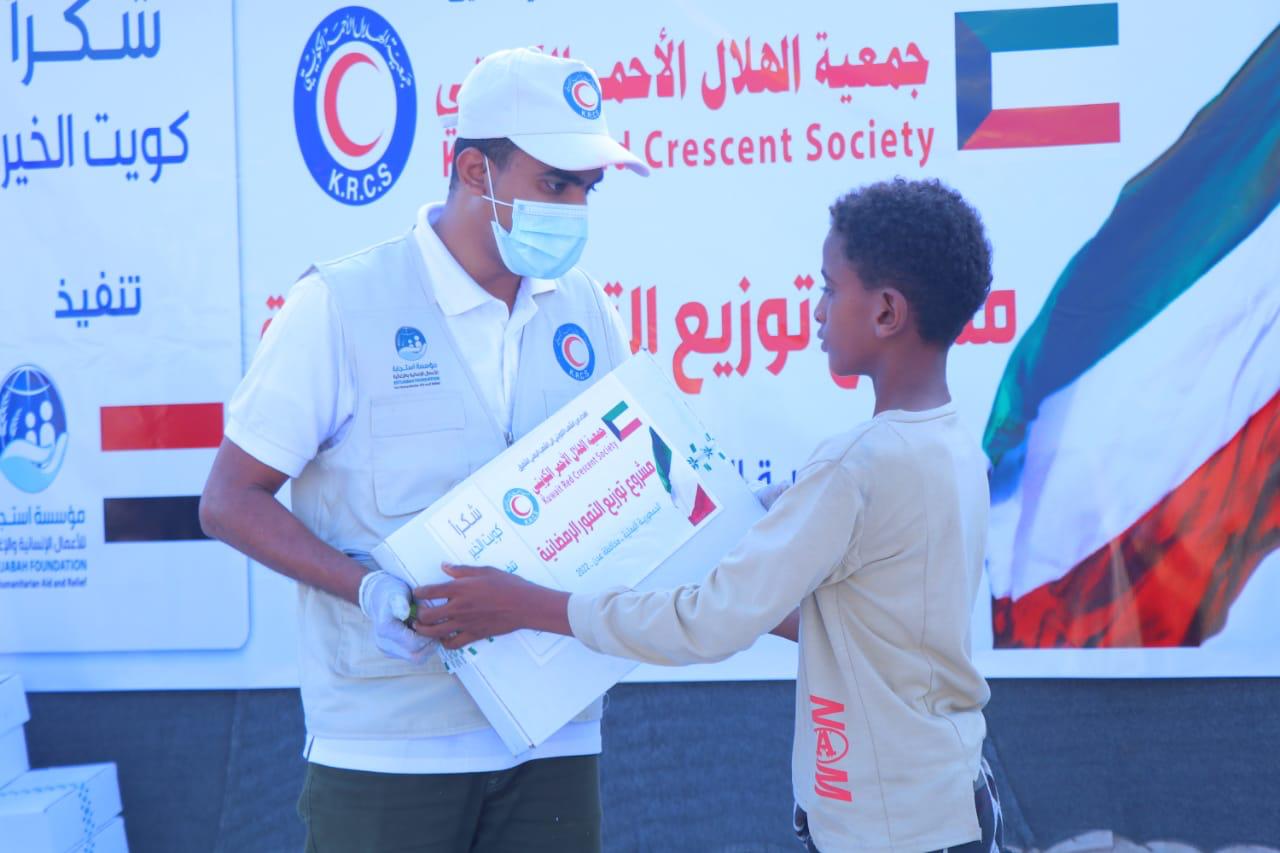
left=503, top=488, right=540, bottom=525
left=509, top=494, right=533, bottom=518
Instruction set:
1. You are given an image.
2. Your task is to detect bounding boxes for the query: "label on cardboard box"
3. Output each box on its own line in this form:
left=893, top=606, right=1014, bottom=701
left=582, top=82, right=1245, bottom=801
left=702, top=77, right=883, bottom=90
left=375, top=354, right=764, bottom=753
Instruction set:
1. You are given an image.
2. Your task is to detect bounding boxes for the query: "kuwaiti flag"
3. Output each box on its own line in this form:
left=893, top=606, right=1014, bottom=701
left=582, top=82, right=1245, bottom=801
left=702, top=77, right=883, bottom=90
left=985, top=25, right=1280, bottom=648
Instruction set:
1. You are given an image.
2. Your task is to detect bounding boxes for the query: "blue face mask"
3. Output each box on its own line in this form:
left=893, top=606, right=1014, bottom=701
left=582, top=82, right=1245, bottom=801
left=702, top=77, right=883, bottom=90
left=484, top=159, right=589, bottom=279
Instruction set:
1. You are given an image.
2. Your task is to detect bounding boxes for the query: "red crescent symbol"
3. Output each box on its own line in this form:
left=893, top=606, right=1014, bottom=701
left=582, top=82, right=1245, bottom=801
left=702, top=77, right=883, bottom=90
left=563, top=336, right=588, bottom=368
left=324, top=52, right=383, bottom=157
left=573, top=80, right=598, bottom=110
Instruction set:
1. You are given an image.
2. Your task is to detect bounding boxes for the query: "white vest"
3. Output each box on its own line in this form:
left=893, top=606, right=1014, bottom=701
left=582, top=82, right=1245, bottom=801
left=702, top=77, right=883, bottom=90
left=292, top=231, right=621, bottom=739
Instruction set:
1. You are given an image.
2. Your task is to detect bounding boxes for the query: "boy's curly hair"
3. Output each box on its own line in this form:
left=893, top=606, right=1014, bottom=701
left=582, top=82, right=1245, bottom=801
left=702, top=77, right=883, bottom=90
left=830, top=178, right=993, bottom=346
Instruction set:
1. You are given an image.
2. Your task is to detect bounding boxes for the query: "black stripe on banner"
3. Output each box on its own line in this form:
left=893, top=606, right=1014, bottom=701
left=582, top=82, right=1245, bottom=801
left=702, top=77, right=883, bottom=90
left=103, top=496, right=209, bottom=543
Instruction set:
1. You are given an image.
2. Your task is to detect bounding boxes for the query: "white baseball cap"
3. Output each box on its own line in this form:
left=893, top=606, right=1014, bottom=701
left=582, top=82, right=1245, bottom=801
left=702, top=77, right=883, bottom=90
left=452, top=47, right=649, bottom=176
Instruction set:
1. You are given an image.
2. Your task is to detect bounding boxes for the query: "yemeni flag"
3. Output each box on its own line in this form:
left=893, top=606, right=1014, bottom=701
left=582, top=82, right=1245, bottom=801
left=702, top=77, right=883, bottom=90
left=986, top=25, right=1280, bottom=648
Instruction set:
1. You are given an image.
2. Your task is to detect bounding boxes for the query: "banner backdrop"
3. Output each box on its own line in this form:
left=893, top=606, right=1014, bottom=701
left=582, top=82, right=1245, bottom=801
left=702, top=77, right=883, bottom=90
left=0, top=2, right=247, bottom=663
left=2, top=0, right=1277, bottom=690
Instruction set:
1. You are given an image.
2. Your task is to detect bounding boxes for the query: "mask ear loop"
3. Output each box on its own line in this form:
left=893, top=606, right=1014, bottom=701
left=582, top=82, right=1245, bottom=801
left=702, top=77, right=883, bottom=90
left=482, top=157, right=513, bottom=227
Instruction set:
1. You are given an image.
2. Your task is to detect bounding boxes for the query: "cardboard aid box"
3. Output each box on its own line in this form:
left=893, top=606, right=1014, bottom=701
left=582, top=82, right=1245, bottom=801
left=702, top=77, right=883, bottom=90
left=70, top=816, right=128, bottom=853
left=0, top=673, right=29, bottom=734
left=0, top=674, right=31, bottom=788
left=375, top=354, right=764, bottom=754
left=0, top=763, right=121, bottom=853
left=0, top=725, right=28, bottom=789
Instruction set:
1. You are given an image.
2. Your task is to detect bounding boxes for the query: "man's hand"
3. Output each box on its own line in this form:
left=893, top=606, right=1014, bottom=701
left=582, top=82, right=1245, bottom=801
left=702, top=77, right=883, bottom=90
left=358, top=570, right=436, bottom=663
left=410, top=565, right=572, bottom=650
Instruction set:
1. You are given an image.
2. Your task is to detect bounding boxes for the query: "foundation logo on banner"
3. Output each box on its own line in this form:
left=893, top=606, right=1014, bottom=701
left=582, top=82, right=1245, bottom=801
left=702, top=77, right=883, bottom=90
left=955, top=3, right=1119, bottom=150
left=553, top=323, right=595, bottom=381
left=395, top=326, right=427, bottom=361
left=294, top=7, right=416, bottom=205
left=503, top=488, right=540, bottom=526
left=0, top=365, right=69, bottom=494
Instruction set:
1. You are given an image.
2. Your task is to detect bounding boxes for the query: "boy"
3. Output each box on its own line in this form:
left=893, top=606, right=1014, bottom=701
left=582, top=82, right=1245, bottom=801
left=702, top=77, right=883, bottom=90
left=412, top=178, right=1002, bottom=852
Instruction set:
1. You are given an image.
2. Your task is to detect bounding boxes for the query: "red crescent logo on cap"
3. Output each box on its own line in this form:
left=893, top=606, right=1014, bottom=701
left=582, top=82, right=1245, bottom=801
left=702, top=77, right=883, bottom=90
left=324, top=52, right=383, bottom=157
left=561, top=334, right=590, bottom=369
left=572, top=80, right=599, bottom=111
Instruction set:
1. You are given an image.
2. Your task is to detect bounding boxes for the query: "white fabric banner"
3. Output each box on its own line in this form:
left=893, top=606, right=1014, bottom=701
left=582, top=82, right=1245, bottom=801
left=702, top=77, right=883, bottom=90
left=2, top=0, right=1276, bottom=689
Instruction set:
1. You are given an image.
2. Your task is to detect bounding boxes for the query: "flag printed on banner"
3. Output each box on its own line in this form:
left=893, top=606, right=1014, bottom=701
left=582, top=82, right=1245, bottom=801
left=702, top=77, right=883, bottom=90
left=984, top=26, right=1280, bottom=648
left=99, top=403, right=222, bottom=542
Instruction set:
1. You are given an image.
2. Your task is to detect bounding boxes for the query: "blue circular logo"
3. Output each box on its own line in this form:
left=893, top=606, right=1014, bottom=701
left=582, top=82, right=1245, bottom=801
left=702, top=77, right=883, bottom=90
left=294, top=7, right=416, bottom=206
left=562, top=71, right=601, bottom=120
left=395, top=326, right=427, bottom=361
left=553, top=323, right=595, bottom=381
left=0, top=365, right=68, bottom=494
left=503, top=488, right=540, bottom=526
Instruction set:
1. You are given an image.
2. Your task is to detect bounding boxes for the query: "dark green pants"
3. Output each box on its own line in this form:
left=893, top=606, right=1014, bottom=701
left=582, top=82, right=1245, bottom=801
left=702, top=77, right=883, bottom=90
left=297, top=755, right=602, bottom=853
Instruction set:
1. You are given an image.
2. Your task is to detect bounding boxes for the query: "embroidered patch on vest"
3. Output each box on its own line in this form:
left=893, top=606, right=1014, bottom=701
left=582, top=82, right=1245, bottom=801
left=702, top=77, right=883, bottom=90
left=395, top=326, right=427, bottom=361
left=553, top=323, right=595, bottom=381
left=391, top=326, right=440, bottom=389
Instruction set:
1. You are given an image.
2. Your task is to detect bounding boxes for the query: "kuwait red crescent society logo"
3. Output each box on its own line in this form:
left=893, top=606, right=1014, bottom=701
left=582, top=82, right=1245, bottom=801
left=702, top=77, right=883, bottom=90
left=553, top=323, right=595, bottom=381
left=294, top=7, right=416, bottom=205
left=562, top=70, right=602, bottom=120
left=503, top=488, right=540, bottom=526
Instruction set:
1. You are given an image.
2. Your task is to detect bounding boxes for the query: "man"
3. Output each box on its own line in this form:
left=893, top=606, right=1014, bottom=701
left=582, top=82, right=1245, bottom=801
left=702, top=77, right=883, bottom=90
left=199, top=47, right=647, bottom=852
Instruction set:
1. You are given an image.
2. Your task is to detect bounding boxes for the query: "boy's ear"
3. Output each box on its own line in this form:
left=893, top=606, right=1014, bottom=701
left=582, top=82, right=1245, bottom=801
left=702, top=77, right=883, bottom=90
left=454, top=147, right=491, bottom=197
left=875, top=287, right=911, bottom=339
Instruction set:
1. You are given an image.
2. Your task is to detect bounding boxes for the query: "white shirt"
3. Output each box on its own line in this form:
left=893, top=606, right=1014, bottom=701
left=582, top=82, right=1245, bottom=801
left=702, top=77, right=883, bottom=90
left=227, top=203, right=629, bottom=773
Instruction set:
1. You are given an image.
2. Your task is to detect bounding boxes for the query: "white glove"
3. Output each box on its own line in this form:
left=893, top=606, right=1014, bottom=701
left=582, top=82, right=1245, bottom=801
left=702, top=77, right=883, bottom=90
left=357, top=570, right=436, bottom=664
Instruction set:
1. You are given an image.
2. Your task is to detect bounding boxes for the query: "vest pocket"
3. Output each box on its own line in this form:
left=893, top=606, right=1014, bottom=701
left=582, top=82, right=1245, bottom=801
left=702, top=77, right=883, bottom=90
left=333, top=598, right=447, bottom=677
left=370, top=393, right=470, bottom=518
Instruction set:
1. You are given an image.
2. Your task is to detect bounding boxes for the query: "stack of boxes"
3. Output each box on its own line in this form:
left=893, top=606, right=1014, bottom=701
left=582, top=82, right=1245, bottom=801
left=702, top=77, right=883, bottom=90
left=0, top=673, right=28, bottom=788
left=0, top=674, right=128, bottom=852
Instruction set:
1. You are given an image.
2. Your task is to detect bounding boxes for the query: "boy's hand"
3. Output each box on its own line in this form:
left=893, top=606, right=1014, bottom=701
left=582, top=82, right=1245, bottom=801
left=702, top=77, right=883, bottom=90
left=411, top=564, right=572, bottom=649
left=753, top=481, right=791, bottom=510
